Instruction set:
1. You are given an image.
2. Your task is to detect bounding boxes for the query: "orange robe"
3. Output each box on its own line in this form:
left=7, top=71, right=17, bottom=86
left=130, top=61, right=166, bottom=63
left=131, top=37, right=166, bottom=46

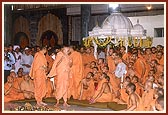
left=107, top=73, right=120, bottom=93
left=141, top=89, right=154, bottom=111
left=83, top=67, right=92, bottom=78
left=14, top=77, right=23, bottom=87
left=156, top=56, right=164, bottom=66
left=77, top=79, right=95, bottom=100
left=144, top=54, right=155, bottom=63
left=13, top=77, right=22, bottom=90
left=92, top=72, right=101, bottom=88
left=48, top=52, right=72, bottom=101
left=4, top=82, right=24, bottom=102
left=93, top=81, right=113, bottom=102
left=97, top=63, right=106, bottom=73
left=45, top=78, right=54, bottom=98
left=126, top=68, right=141, bottom=79
left=156, top=65, right=164, bottom=75
left=120, top=88, right=129, bottom=103
left=29, top=51, right=47, bottom=103
left=134, top=58, right=146, bottom=81
left=69, top=51, right=83, bottom=99
left=106, top=56, right=116, bottom=73
left=96, top=92, right=113, bottom=102
left=143, top=54, right=154, bottom=81
left=149, top=98, right=156, bottom=111
left=46, top=54, right=54, bottom=72
left=134, top=83, right=142, bottom=97
left=93, top=78, right=106, bottom=98
left=82, top=53, right=95, bottom=69
left=127, top=93, right=142, bottom=111
left=122, top=53, right=129, bottom=63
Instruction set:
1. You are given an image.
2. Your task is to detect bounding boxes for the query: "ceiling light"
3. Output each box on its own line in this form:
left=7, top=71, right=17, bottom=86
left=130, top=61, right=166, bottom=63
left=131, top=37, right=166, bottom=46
left=109, top=4, right=119, bottom=10
left=11, top=5, right=13, bottom=11
left=146, top=5, right=152, bottom=10
left=17, top=8, right=23, bottom=11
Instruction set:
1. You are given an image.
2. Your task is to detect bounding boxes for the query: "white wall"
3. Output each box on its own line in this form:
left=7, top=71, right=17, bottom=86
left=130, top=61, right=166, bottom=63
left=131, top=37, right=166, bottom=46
left=128, top=15, right=165, bottom=46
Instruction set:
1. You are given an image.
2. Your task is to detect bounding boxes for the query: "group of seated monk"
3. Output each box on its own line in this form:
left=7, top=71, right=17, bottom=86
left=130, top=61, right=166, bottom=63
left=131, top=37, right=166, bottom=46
left=4, top=45, right=164, bottom=111
left=4, top=69, right=35, bottom=102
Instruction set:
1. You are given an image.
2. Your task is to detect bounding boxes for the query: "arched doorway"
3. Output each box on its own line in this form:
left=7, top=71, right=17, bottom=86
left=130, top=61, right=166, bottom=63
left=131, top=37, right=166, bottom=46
left=14, top=32, right=29, bottom=49
left=41, top=30, right=58, bottom=47
left=37, top=13, right=63, bottom=45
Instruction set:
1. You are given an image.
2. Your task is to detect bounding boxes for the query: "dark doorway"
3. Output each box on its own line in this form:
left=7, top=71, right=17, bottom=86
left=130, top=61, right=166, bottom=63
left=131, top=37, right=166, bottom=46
left=41, top=30, right=58, bottom=47
left=14, top=32, right=29, bottom=49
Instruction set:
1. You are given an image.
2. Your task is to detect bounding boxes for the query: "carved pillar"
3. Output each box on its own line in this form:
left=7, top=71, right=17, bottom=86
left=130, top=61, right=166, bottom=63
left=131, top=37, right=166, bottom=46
left=29, top=17, right=38, bottom=46
left=81, top=4, right=91, bottom=43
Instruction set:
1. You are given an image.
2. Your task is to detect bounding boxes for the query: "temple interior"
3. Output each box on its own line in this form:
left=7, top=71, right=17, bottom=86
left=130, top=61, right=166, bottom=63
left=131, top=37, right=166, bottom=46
left=3, top=3, right=165, bottom=112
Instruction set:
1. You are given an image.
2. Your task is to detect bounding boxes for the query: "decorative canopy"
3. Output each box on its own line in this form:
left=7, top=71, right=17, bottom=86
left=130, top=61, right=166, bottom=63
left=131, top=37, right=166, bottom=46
left=131, top=19, right=146, bottom=37
left=84, top=11, right=152, bottom=49
left=89, top=12, right=133, bottom=37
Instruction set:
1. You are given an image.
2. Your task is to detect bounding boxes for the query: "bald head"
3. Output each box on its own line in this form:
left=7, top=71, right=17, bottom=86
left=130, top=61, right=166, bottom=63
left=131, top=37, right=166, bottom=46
left=7, top=75, right=14, bottom=83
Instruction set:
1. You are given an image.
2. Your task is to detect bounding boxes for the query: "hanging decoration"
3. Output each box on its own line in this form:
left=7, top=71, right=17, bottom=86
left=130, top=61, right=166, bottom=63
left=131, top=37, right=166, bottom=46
left=82, top=12, right=153, bottom=53
left=83, top=36, right=153, bottom=48
left=83, top=37, right=93, bottom=47
left=94, top=36, right=112, bottom=48
left=128, top=37, right=133, bottom=47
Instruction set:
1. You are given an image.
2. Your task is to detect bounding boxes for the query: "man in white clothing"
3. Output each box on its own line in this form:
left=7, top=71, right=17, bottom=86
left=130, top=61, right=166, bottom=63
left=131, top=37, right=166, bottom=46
left=13, top=45, right=22, bottom=73
left=20, top=47, right=34, bottom=74
left=114, top=53, right=127, bottom=88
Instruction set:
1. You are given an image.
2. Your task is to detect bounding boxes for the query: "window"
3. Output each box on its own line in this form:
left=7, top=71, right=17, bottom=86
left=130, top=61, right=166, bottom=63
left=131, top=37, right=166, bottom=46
left=154, top=28, right=164, bottom=37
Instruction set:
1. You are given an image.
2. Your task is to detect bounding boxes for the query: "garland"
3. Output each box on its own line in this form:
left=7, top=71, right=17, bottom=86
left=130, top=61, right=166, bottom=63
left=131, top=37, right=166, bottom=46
left=83, top=36, right=153, bottom=48
left=83, top=37, right=93, bottom=47
left=128, top=37, right=133, bottom=47
left=94, top=36, right=112, bottom=47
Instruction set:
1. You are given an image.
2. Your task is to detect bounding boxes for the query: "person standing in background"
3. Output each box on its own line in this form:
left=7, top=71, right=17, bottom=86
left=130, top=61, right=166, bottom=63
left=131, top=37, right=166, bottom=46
left=4, top=45, right=15, bottom=83
left=13, top=45, right=22, bottom=73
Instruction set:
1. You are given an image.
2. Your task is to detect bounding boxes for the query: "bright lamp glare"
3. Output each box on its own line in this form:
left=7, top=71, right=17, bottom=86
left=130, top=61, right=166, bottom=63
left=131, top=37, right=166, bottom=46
left=11, top=5, right=13, bottom=11
left=109, top=4, right=119, bottom=10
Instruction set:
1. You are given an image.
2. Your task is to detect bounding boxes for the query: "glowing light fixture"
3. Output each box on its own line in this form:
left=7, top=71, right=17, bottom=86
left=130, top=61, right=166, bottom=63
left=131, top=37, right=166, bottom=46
left=17, top=8, right=23, bottom=11
left=146, top=4, right=152, bottom=10
left=109, top=3, right=119, bottom=10
left=11, top=5, right=13, bottom=11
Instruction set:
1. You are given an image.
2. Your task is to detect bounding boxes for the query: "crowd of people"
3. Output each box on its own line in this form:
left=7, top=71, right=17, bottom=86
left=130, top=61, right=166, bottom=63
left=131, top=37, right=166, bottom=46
left=4, top=44, right=164, bottom=111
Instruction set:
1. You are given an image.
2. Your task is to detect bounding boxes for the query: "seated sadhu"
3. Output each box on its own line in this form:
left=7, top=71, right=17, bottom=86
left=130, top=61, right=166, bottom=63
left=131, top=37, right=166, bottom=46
left=89, top=73, right=113, bottom=103
left=4, top=75, right=25, bottom=102
left=78, top=72, right=95, bottom=101
left=20, top=74, right=35, bottom=99
left=141, top=81, right=155, bottom=111
left=116, top=80, right=130, bottom=104
left=124, top=82, right=142, bottom=111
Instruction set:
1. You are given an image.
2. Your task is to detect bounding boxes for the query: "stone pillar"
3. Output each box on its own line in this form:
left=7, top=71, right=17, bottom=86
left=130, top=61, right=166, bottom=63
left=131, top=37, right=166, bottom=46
left=4, top=4, right=12, bottom=46
left=29, top=17, right=38, bottom=47
left=68, top=15, right=72, bottom=45
left=81, top=4, right=91, bottom=42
